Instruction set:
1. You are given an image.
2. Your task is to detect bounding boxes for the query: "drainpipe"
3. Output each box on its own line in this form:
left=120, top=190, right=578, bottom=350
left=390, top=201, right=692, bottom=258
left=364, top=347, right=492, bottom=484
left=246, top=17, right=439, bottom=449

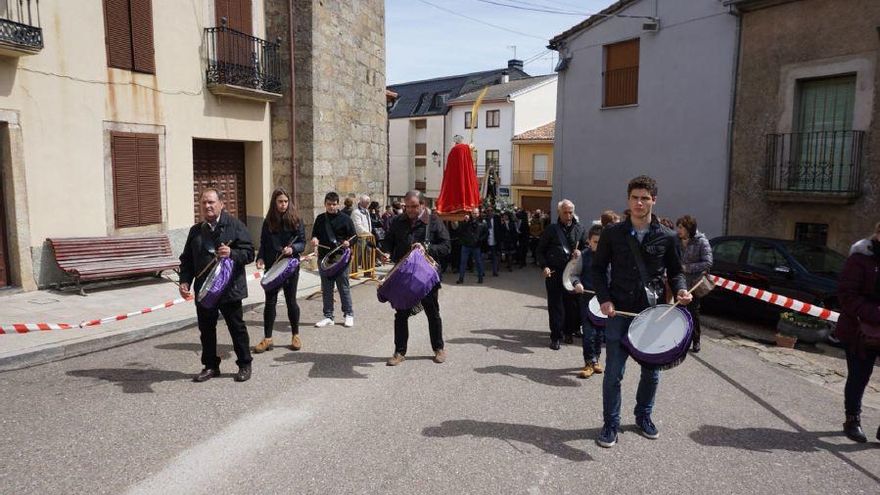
left=722, top=6, right=742, bottom=236
left=287, top=0, right=298, bottom=207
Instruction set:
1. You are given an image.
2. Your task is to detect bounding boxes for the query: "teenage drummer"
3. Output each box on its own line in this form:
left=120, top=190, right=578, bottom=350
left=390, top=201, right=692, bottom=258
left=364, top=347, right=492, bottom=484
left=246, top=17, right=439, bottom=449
left=179, top=188, right=256, bottom=383
left=572, top=224, right=604, bottom=379
left=311, top=191, right=357, bottom=328
left=591, top=175, right=691, bottom=448
left=254, top=188, right=306, bottom=353
left=380, top=190, right=450, bottom=366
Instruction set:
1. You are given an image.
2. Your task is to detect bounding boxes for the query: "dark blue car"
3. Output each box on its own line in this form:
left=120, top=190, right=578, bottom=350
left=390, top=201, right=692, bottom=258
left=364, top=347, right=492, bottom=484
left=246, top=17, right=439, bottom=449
left=703, top=236, right=846, bottom=321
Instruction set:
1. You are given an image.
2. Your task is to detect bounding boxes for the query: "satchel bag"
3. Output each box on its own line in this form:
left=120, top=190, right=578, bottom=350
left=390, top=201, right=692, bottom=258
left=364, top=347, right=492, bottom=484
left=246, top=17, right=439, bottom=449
left=858, top=318, right=880, bottom=352
left=688, top=271, right=715, bottom=298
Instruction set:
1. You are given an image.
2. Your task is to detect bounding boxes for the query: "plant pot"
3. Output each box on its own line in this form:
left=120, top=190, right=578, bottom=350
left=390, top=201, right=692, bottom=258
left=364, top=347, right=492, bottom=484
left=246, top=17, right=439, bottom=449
left=775, top=333, right=797, bottom=348
left=776, top=317, right=832, bottom=344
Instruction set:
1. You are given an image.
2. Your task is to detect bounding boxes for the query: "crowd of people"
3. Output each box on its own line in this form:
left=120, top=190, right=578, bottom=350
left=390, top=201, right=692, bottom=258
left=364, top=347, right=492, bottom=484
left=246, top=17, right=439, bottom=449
left=178, top=176, right=880, bottom=449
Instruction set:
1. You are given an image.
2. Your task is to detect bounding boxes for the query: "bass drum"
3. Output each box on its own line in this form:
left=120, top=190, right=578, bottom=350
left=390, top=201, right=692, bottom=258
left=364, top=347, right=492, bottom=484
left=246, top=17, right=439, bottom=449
left=261, top=257, right=300, bottom=291
left=377, top=247, right=440, bottom=312
left=319, top=245, right=351, bottom=278
left=197, top=257, right=234, bottom=309
left=622, top=304, right=693, bottom=370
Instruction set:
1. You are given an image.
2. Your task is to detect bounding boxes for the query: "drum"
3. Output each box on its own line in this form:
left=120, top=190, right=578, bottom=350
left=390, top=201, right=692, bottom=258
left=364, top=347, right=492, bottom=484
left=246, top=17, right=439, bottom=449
left=587, top=296, right=607, bottom=327
left=622, top=304, right=693, bottom=370
left=561, top=256, right=582, bottom=292
left=261, top=257, right=300, bottom=291
left=319, top=245, right=351, bottom=278
left=197, top=257, right=234, bottom=309
left=377, top=247, right=440, bottom=311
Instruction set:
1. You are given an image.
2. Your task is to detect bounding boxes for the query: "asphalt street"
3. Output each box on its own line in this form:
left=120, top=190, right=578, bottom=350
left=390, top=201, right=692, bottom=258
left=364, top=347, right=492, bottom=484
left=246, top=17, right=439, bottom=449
left=1, top=267, right=877, bottom=494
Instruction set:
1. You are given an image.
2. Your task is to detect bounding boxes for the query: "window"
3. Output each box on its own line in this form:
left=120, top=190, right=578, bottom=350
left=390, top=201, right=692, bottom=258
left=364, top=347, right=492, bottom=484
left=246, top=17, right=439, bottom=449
left=486, top=110, right=500, bottom=128
left=414, top=143, right=427, bottom=156
left=430, top=92, right=450, bottom=111
left=712, top=240, right=745, bottom=264
left=532, top=154, right=548, bottom=182
left=746, top=242, right=788, bottom=270
left=603, top=38, right=639, bottom=107
left=414, top=119, right=427, bottom=129
left=486, top=149, right=499, bottom=171
left=111, top=132, right=161, bottom=228
left=103, top=0, right=155, bottom=73
left=794, top=222, right=829, bottom=246
left=465, top=111, right=477, bottom=129
left=414, top=158, right=426, bottom=167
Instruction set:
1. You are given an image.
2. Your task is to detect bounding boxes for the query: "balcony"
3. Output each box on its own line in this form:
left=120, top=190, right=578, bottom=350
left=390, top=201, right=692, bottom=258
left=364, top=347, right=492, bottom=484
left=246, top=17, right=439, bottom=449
left=0, top=1, right=43, bottom=57
left=511, top=170, right=552, bottom=187
left=205, top=24, right=282, bottom=102
left=765, top=130, right=864, bottom=204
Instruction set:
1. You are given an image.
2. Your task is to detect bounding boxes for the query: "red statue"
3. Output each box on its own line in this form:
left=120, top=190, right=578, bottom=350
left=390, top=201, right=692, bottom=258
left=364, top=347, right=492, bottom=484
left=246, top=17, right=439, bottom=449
left=436, top=137, right=481, bottom=214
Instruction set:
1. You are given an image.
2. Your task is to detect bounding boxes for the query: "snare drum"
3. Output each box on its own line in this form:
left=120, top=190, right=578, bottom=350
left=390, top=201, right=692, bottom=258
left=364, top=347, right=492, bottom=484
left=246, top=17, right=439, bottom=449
left=561, top=256, right=582, bottom=292
left=319, top=245, right=351, bottom=278
left=197, top=257, right=234, bottom=309
left=377, top=247, right=440, bottom=311
left=587, top=296, right=607, bottom=327
left=261, top=257, right=300, bottom=291
left=621, top=304, right=693, bottom=370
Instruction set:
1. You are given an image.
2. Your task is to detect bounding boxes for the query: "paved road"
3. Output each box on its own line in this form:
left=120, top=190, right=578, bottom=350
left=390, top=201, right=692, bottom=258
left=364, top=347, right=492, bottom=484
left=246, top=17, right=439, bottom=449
left=1, top=267, right=877, bottom=494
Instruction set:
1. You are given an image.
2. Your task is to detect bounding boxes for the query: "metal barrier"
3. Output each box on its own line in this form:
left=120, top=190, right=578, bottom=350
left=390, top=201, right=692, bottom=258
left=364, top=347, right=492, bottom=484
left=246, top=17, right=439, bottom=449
left=350, top=233, right=378, bottom=280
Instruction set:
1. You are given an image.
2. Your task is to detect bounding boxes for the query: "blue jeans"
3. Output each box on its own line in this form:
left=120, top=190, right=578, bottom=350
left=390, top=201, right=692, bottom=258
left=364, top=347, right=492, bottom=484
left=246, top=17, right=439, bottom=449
left=580, top=303, right=604, bottom=364
left=459, top=246, right=484, bottom=279
left=321, top=265, right=352, bottom=319
left=603, top=315, right=660, bottom=428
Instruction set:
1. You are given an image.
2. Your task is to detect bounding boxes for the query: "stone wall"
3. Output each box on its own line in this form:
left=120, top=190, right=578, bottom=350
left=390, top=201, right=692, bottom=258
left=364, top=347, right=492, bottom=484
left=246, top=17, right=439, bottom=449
left=728, top=0, right=880, bottom=253
left=266, top=0, right=387, bottom=235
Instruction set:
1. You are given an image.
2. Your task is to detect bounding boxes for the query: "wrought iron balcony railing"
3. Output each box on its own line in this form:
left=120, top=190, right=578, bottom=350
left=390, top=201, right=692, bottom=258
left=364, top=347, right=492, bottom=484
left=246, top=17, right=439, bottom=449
left=511, top=170, right=552, bottom=186
left=0, top=0, right=43, bottom=56
left=766, top=130, right=864, bottom=197
left=205, top=25, right=282, bottom=98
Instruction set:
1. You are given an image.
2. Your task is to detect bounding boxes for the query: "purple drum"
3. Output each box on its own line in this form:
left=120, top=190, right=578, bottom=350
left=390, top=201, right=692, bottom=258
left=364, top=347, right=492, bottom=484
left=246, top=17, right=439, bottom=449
left=377, top=247, right=440, bottom=311
left=622, top=304, right=693, bottom=370
left=587, top=296, right=607, bottom=328
left=261, top=257, right=300, bottom=291
left=319, top=246, right=351, bottom=278
left=197, top=257, right=234, bottom=309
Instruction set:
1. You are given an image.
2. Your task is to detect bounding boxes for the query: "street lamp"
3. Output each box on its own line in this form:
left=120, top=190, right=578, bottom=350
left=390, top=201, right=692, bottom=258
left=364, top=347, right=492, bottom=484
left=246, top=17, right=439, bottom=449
left=431, top=150, right=440, bottom=166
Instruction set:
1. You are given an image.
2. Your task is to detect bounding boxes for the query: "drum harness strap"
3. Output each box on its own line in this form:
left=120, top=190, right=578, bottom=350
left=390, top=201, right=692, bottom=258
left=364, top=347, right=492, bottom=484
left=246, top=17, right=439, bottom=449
left=626, top=233, right=658, bottom=308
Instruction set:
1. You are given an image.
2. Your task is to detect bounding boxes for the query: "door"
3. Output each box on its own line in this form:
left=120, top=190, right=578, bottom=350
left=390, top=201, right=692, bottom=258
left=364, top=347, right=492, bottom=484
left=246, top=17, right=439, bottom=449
left=215, top=0, right=253, bottom=74
left=520, top=195, right=550, bottom=213
left=192, top=139, right=246, bottom=223
left=0, top=163, right=9, bottom=287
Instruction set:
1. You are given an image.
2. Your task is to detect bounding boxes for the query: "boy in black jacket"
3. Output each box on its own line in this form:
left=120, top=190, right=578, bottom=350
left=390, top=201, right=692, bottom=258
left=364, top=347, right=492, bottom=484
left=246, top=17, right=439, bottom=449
left=310, top=192, right=357, bottom=328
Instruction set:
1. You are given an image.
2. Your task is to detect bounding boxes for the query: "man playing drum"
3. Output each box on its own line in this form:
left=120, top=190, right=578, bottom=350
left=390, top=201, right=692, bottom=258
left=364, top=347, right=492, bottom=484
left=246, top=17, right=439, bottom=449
left=591, top=175, right=691, bottom=447
left=311, top=191, right=357, bottom=328
left=179, top=188, right=256, bottom=383
left=381, top=190, right=451, bottom=366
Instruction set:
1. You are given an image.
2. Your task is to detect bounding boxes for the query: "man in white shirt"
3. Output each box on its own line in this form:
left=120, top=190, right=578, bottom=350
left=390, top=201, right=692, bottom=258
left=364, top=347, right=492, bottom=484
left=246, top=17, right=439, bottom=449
left=351, top=194, right=372, bottom=274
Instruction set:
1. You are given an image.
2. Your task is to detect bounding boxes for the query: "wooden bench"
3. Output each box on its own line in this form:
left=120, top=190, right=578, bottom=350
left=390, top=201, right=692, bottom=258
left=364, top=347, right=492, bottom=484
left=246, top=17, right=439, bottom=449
left=48, top=234, right=180, bottom=295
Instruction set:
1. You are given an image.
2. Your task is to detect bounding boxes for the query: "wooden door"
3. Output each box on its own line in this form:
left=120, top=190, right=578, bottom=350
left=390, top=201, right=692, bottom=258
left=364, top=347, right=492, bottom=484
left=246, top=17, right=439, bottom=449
left=192, top=139, right=247, bottom=223
left=215, top=0, right=253, bottom=71
left=0, top=162, right=9, bottom=287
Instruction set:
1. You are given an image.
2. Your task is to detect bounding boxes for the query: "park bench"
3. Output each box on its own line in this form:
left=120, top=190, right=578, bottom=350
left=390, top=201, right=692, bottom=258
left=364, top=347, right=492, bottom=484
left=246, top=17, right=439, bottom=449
left=48, top=234, right=180, bottom=295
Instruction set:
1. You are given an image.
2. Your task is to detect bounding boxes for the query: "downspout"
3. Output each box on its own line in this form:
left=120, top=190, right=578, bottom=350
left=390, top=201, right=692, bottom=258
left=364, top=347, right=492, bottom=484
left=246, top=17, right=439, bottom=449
left=723, top=6, right=743, bottom=235
left=287, top=0, right=298, bottom=206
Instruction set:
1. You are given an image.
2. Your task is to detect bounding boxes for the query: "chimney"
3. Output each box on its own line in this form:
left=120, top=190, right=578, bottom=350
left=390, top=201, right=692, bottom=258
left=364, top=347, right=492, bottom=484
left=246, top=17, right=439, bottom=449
left=507, top=59, right=523, bottom=71
left=501, top=70, right=509, bottom=84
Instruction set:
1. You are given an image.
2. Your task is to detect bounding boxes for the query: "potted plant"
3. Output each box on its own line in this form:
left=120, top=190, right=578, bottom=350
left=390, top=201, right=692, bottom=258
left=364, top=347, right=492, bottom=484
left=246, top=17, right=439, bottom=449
left=776, top=311, right=833, bottom=346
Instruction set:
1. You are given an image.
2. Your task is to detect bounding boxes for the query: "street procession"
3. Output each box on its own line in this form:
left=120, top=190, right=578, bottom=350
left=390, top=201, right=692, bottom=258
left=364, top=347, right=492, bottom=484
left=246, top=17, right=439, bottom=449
left=0, top=1, right=878, bottom=493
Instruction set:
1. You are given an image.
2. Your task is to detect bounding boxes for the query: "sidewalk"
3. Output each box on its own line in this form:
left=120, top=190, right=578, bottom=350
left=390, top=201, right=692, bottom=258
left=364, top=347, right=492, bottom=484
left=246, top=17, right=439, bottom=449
left=0, top=264, right=387, bottom=372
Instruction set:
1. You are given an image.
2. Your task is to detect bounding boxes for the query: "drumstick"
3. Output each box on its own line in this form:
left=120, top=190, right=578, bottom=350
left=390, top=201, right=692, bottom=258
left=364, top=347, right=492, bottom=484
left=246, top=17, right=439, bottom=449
left=616, top=310, right=639, bottom=318
left=656, top=279, right=706, bottom=321
left=194, top=257, right=218, bottom=282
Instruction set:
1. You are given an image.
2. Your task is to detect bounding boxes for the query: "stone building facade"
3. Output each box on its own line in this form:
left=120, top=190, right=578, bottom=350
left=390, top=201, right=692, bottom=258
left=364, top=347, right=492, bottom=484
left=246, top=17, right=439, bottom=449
left=266, top=0, right=387, bottom=230
left=726, top=0, right=880, bottom=253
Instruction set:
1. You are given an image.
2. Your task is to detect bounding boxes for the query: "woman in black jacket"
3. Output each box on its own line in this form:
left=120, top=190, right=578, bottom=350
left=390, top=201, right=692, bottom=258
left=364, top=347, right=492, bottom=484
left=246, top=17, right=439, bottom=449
left=255, top=188, right=306, bottom=353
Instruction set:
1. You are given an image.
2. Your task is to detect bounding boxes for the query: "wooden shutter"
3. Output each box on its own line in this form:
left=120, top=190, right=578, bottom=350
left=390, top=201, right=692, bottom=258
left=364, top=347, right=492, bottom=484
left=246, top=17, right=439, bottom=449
left=604, top=38, right=640, bottom=107
left=216, top=0, right=253, bottom=34
left=137, top=135, right=162, bottom=225
left=112, top=132, right=162, bottom=228
left=130, top=0, right=155, bottom=74
left=104, top=0, right=133, bottom=70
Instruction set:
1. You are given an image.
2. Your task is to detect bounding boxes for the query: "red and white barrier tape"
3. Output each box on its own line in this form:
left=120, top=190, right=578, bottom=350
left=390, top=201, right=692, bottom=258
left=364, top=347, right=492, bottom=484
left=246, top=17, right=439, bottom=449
left=0, top=323, right=74, bottom=334
left=710, top=275, right=839, bottom=323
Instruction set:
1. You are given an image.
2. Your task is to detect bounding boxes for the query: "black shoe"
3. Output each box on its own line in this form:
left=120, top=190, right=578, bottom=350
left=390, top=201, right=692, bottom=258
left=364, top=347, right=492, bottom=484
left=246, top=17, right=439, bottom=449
left=456, top=278, right=464, bottom=284
left=193, top=367, right=220, bottom=383
left=692, top=341, right=701, bottom=353
left=493, top=272, right=498, bottom=277
left=572, top=329, right=583, bottom=338
left=564, top=334, right=574, bottom=345
left=478, top=277, right=484, bottom=284
left=233, top=365, right=252, bottom=382
left=876, top=425, right=880, bottom=442
left=597, top=424, right=618, bottom=448
left=844, top=415, right=867, bottom=443
left=550, top=340, right=561, bottom=350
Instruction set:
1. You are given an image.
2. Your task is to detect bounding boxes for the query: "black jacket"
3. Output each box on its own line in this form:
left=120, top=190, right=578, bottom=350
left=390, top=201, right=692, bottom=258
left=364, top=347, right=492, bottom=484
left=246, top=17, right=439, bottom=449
left=179, top=210, right=255, bottom=304
left=484, top=214, right=504, bottom=248
left=310, top=212, right=356, bottom=258
left=591, top=216, right=686, bottom=313
left=257, top=219, right=306, bottom=270
left=458, top=218, right=487, bottom=248
left=383, top=211, right=451, bottom=264
left=536, top=218, right=588, bottom=271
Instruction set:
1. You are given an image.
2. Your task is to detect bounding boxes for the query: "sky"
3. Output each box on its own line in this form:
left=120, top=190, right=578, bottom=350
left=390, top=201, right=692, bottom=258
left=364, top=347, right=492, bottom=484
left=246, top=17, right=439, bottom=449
left=385, top=0, right=616, bottom=84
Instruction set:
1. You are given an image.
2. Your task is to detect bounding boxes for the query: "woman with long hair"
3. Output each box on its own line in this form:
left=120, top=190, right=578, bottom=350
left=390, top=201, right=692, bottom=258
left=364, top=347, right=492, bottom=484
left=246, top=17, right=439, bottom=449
left=254, top=188, right=306, bottom=353
left=837, top=221, right=880, bottom=443
left=675, top=215, right=712, bottom=353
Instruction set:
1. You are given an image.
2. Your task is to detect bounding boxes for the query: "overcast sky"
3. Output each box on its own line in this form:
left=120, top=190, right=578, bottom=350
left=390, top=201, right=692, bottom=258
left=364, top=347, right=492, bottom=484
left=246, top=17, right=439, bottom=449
left=385, top=0, right=616, bottom=84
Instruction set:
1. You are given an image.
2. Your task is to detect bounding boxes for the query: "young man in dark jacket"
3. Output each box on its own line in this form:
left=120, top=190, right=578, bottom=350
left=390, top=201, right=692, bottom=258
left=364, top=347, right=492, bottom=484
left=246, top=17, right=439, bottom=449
left=574, top=224, right=604, bottom=378
left=536, top=199, right=588, bottom=350
left=310, top=191, right=357, bottom=328
left=381, top=190, right=451, bottom=366
left=456, top=208, right=487, bottom=284
left=179, top=188, right=256, bottom=383
left=591, top=175, right=690, bottom=448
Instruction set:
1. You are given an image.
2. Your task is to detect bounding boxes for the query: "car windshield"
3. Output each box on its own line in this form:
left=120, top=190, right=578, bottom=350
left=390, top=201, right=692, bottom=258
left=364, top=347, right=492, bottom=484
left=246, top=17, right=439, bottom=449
left=786, top=243, right=846, bottom=276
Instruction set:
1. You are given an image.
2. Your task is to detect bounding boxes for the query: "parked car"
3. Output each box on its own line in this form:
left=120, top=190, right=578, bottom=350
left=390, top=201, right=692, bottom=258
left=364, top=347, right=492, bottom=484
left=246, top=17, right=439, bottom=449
left=702, top=236, right=846, bottom=322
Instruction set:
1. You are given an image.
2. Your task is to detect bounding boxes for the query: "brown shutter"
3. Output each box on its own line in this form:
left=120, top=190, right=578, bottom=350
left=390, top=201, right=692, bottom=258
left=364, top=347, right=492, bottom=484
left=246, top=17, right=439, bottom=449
left=130, top=0, right=155, bottom=74
left=217, top=0, right=253, bottom=34
left=239, top=0, right=253, bottom=36
left=103, top=0, right=133, bottom=70
left=136, top=134, right=162, bottom=225
left=111, top=133, right=140, bottom=228
left=604, top=38, right=639, bottom=107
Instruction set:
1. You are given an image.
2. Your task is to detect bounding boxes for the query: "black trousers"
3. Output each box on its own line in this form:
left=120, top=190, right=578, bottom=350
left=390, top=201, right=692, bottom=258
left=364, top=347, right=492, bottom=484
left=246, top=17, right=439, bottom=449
left=263, top=271, right=300, bottom=338
left=394, top=285, right=443, bottom=355
left=845, top=346, right=879, bottom=416
left=545, top=271, right=580, bottom=341
left=196, top=299, right=252, bottom=368
left=688, top=296, right=702, bottom=345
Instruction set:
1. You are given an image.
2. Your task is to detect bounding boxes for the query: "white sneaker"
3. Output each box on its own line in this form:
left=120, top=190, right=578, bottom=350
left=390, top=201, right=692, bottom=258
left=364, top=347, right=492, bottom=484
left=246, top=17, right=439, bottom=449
left=315, top=317, right=334, bottom=328
left=343, top=315, right=354, bottom=327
